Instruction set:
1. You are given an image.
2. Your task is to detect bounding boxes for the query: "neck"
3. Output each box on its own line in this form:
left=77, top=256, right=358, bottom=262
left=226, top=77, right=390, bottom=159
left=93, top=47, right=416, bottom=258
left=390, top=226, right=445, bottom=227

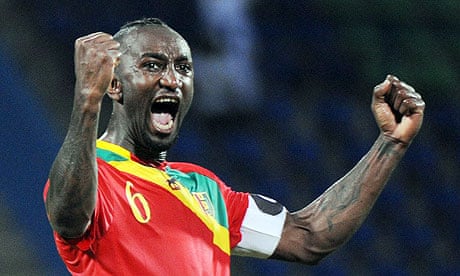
left=135, top=147, right=168, bottom=164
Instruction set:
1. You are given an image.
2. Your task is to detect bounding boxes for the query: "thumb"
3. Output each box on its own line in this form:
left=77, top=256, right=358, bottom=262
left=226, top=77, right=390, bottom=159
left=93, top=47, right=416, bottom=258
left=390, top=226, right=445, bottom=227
left=372, top=75, right=392, bottom=103
left=371, top=75, right=397, bottom=135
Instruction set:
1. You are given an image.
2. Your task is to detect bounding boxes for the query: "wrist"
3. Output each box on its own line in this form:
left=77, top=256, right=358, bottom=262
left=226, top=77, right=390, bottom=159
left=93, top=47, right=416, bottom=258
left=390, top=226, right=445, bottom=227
left=379, top=133, right=411, bottom=148
left=75, top=88, right=104, bottom=114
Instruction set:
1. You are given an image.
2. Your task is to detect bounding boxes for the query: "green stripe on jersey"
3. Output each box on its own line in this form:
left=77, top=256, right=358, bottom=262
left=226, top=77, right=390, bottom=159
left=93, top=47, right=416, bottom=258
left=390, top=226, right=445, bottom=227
left=97, top=148, right=128, bottom=162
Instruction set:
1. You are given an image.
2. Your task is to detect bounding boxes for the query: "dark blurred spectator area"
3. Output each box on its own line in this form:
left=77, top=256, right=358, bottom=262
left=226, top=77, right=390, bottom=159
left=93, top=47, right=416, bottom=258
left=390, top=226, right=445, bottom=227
left=0, top=0, right=458, bottom=275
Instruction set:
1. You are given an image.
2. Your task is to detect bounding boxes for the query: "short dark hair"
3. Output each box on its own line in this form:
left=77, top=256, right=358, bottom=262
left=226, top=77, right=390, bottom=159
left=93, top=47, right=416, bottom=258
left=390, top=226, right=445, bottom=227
left=114, top=17, right=169, bottom=39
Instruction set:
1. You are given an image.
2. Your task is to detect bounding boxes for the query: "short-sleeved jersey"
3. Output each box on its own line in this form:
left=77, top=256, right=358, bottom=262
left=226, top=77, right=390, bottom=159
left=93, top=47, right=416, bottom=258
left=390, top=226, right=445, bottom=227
left=44, top=140, right=250, bottom=275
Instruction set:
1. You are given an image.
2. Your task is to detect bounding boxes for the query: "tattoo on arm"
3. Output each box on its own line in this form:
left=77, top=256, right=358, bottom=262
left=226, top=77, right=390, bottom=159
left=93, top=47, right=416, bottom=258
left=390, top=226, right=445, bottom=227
left=273, top=135, right=408, bottom=263
left=377, top=137, right=400, bottom=160
left=317, top=136, right=403, bottom=232
left=319, top=172, right=364, bottom=232
left=47, top=100, right=100, bottom=237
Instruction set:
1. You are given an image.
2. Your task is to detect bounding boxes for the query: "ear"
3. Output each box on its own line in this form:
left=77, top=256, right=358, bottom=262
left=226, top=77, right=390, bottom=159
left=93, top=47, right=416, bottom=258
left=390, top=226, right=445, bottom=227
left=107, top=78, right=123, bottom=103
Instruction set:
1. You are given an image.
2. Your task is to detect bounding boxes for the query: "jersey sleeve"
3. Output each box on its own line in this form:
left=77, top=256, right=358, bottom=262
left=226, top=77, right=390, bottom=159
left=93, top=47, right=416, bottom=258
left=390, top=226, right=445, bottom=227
left=231, top=194, right=287, bottom=258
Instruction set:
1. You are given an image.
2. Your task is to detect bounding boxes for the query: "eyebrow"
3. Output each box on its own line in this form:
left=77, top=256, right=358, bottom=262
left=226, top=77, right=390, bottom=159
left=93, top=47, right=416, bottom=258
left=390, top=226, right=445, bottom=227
left=140, top=53, right=191, bottom=63
left=140, top=52, right=167, bottom=60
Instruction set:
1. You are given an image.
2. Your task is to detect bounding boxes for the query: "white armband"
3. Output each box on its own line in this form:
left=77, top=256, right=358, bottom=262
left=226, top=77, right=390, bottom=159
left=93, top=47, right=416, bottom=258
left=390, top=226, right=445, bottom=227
left=232, top=194, right=287, bottom=258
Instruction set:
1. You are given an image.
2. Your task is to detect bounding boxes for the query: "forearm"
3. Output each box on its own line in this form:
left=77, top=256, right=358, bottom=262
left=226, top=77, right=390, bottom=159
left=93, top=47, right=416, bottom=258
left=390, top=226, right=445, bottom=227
left=307, top=133, right=406, bottom=232
left=46, top=91, right=102, bottom=238
left=274, top=134, right=409, bottom=263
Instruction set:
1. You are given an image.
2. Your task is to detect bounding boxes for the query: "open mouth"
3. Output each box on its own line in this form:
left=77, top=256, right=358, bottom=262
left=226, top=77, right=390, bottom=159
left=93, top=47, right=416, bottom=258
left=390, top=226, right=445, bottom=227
left=150, top=96, right=179, bottom=133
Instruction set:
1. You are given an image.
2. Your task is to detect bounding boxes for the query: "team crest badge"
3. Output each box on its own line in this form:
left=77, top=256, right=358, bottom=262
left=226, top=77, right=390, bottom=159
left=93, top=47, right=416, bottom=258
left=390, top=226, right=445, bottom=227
left=167, top=177, right=181, bottom=190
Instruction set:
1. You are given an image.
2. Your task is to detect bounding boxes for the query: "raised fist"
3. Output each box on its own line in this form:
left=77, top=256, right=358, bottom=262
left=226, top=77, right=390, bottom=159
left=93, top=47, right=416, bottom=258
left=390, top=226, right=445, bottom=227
left=372, top=75, right=425, bottom=144
left=74, top=32, right=121, bottom=99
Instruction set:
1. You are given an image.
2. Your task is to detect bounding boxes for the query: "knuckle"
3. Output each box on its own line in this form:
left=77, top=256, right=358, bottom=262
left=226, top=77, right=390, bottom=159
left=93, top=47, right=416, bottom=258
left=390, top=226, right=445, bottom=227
left=401, top=98, right=411, bottom=105
left=396, top=89, right=405, bottom=97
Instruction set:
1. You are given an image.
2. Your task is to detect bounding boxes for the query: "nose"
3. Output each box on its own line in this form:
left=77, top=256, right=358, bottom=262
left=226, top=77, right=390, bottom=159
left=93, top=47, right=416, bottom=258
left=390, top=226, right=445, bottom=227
left=159, top=67, right=183, bottom=91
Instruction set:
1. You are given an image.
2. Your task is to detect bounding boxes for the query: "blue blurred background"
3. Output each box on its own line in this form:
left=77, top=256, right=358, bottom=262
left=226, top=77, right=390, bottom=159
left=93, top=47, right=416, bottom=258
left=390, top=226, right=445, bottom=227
left=1, top=0, right=458, bottom=275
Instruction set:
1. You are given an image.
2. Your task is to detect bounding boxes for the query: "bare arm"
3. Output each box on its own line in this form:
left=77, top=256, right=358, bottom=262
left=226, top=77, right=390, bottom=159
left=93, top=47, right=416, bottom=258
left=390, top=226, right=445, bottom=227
left=45, top=33, right=120, bottom=238
left=272, top=75, right=425, bottom=264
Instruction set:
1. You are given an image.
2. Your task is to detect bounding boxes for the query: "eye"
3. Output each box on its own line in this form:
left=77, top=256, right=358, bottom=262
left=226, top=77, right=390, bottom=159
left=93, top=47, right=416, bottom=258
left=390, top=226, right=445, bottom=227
left=175, top=63, right=192, bottom=75
left=143, top=61, right=165, bottom=73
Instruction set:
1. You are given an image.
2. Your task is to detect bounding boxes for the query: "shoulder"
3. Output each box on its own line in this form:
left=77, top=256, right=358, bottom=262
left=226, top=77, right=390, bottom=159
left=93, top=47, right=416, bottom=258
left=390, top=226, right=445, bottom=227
left=167, top=162, right=221, bottom=182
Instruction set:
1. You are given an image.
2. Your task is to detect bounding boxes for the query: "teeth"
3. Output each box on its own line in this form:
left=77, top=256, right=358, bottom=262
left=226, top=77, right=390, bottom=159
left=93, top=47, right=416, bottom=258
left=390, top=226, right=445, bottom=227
left=154, top=98, right=178, bottom=104
left=153, top=119, right=173, bottom=131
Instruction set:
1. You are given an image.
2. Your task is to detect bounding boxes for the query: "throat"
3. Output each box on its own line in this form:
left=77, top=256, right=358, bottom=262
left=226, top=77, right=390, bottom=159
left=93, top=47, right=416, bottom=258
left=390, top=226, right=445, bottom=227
left=133, top=143, right=168, bottom=165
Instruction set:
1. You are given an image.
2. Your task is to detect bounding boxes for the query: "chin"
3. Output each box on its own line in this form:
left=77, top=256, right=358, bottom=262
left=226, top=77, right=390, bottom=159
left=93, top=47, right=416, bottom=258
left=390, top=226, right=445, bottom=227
left=143, top=132, right=178, bottom=153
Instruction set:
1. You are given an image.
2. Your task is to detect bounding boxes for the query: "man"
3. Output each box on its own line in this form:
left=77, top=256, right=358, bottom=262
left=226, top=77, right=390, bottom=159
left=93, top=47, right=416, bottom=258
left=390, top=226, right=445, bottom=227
left=44, top=18, right=425, bottom=275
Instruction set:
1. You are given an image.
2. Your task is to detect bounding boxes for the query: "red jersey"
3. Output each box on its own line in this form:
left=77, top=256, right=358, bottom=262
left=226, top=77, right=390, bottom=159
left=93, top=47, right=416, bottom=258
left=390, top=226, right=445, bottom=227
left=44, top=140, right=249, bottom=275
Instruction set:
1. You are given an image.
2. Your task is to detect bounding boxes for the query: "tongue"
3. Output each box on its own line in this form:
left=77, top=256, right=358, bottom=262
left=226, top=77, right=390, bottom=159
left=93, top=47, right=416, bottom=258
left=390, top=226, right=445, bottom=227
left=153, top=113, right=173, bottom=125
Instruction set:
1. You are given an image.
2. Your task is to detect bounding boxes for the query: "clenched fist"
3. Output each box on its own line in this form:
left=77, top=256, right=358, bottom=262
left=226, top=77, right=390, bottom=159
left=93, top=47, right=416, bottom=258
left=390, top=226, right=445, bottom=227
left=74, top=32, right=121, bottom=101
left=372, top=75, right=425, bottom=145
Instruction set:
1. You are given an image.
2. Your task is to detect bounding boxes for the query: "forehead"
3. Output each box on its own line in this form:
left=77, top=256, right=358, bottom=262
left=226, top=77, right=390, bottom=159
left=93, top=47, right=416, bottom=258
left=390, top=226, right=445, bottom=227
left=121, top=26, right=191, bottom=59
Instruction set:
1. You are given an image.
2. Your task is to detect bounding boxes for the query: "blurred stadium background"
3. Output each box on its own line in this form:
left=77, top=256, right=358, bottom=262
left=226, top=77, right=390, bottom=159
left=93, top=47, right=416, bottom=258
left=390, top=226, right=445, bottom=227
left=0, top=0, right=458, bottom=275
